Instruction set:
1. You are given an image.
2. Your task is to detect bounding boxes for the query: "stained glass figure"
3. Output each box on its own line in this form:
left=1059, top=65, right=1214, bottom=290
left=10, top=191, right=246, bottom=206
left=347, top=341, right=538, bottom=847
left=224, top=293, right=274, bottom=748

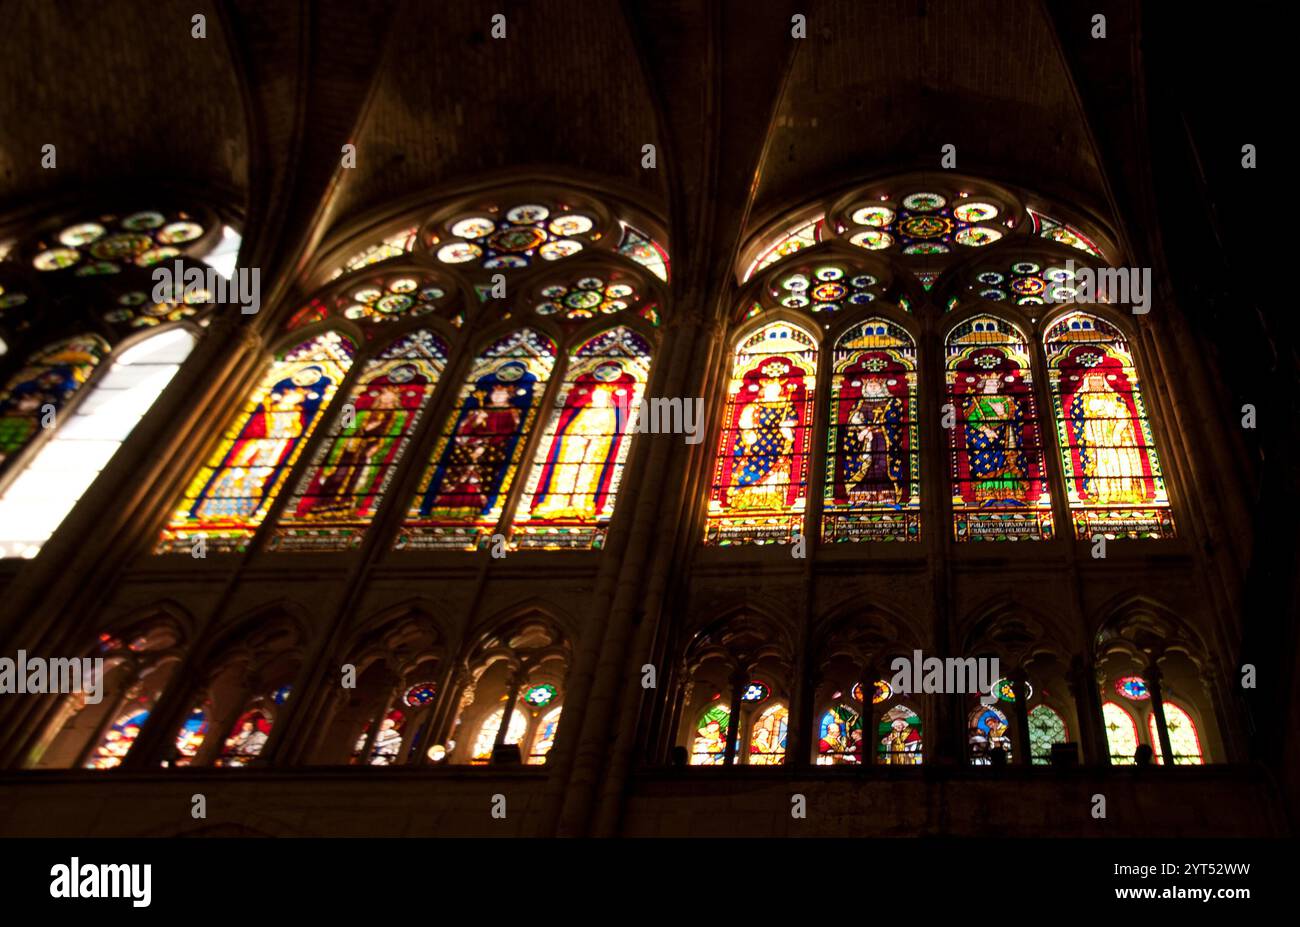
left=823, top=319, right=920, bottom=542
left=529, top=706, right=563, bottom=764
left=1148, top=702, right=1204, bottom=765
left=471, top=706, right=528, bottom=764
left=742, top=216, right=825, bottom=282
left=271, top=330, right=448, bottom=551
left=691, top=705, right=731, bottom=765
left=1102, top=701, right=1139, bottom=765
left=1028, top=704, right=1068, bottom=765
left=617, top=223, right=670, bottom=282
left=1045, top=312, right=1175, bottom=538
left=353, top=710, right=406, bottom=765
left=704, top=322, right=817, bottom=545
left=157, top=331, right=355, bottom=553
left=0, top=329, right=194, bottom=559
left=816, top=705, right=863, bottom=765
left=400, top=329, right=556, bottom=550
left=749, top=703, right=789, bottom=765
left=968, top=705, right=1013, bottom=764
left=946, top=316, right=1053, bottom=540
left=512, top=327, right=652, bottom=550
left=84, top=697, right=152, bottom=769
left=0, top=334, right=107, bottom=476
left=1115, top=676, right=1150, bottom=700
left=216, top=707, right=274, bottom=767
left=877, top=703, right=923, bottom=765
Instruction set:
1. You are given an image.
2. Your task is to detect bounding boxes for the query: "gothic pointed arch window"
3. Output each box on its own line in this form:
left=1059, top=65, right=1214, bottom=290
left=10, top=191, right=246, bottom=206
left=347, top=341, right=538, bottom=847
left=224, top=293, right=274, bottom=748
left=511, top=325, right=654, bottom=550
left=816, top=704, right=863, bottom=764
left=876, top=702, right=924, bottom=765
left=1148, top=701, right=1204, bottom=765
left=398, top=328, right=556, bottom=550
left=945, top=315, right=1053, bottom=541
left=0, top=205, right=239, bottom=558
left=1027, top=703, right=1069, bottom=765
left=31, top=622, right=184, bottom=769
left=690, top=703, right=731, bottom=765
left=1102, top=700, right=1140, bottom=765
left=155, top=330, right=356, bottom=553
left=1044, top=311, right=1175, bottom=539
left=968, top=705, right=1014, bottom=764
left=269, top=329, right=450, bottom=551
left=823, top=318, right=920, bottom=542
left=704, top=320, right=817, bottom=545
left=748, top=701, right=790, bottom=765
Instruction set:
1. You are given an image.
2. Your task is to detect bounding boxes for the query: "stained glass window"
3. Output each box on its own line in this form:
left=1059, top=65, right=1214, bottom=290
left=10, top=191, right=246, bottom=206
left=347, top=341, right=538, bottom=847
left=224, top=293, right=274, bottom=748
left=748, top=703, right=788, bottom=765
left=968, top=706, right=1013, bottom=764
left=353, top=710, right=406, bottom=765
left=1028, top=704, right=1068, bottom=765
left=691, top=705, right=731, bottom=765
left=399, top=328, right=556, bottom=550
left=511, top=327, right=652, bottom=550
left=965, top=261, right=1107, bottom=310
left=877, top=703, right=923, bottom=765
left=742, top=216, right=825, bottom=282
left=216, top=707, right=274, bottom=767
left=0, top=329, right=194, bottom=559
left=270, top=330, right=448, bottom=551
left=816, top=705, right=863, bottom=764
left=843, top=193, right=1004, bottom=255
left=331, top=227, right=419, bottom=279
left=531, top=274, right=644, bottom=322
left=433, top=204, right=599, bottom=270
left=1044, top=312, right=1175, bottom=539
left=1149, top=702, right=1204, bottom=765
left=822, top=319, right=920, bottom=542
left=1102, top=701, right=1139, bottom=765
left=1027, top=209, right=1105, bottom=258
left=1116, top=676, right=1149, bottom=700
left=946, top=316, right=1053, bottom=541
left=471, top=706, right=528, bottom=764
left=704, top=322, right=817, bottom=545
left=157, top=331, right=356, bottom=553
left=768, top=264, right=881, bottom=313
left=617, top=223, right=670, bottom=282
left=0, top=334, right=107, bottom=478
left=172, top=703, right=210, bottom=766
left=31, top=209, right=213, bottom=276
left=84, top=696, right=153, bottom=769
left=529, top=706, right=563, bottom=764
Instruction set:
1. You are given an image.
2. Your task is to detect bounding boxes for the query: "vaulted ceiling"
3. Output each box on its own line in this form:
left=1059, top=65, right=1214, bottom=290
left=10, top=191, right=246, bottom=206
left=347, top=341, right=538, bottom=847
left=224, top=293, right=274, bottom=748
left=0, top=0, right=1124, bottom=295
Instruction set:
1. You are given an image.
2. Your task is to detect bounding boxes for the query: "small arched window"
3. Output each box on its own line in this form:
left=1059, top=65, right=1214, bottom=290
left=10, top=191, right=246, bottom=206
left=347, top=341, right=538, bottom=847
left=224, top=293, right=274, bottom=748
left=1027, top=704, right=1069, bottom=765
left=968, top=705, right=1013, bottom=764
left=748, top=702, right=789, bottom=765
left=816, top=704, right=862, bottom=765
left=876, top=703, right=923, bottom=765
left=704, top=321, right=818, bottom=545
left=1148, top=701, right=1204, bottom=765
left=1102, top=701, right=1139, bottom=765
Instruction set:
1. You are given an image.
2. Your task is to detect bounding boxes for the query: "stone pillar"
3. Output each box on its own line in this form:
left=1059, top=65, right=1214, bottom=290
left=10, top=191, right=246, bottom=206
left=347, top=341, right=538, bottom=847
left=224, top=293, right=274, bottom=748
left=1146, top=658, right=1176, bottom=764
left=1011, top=668, right=1033, bottom=766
